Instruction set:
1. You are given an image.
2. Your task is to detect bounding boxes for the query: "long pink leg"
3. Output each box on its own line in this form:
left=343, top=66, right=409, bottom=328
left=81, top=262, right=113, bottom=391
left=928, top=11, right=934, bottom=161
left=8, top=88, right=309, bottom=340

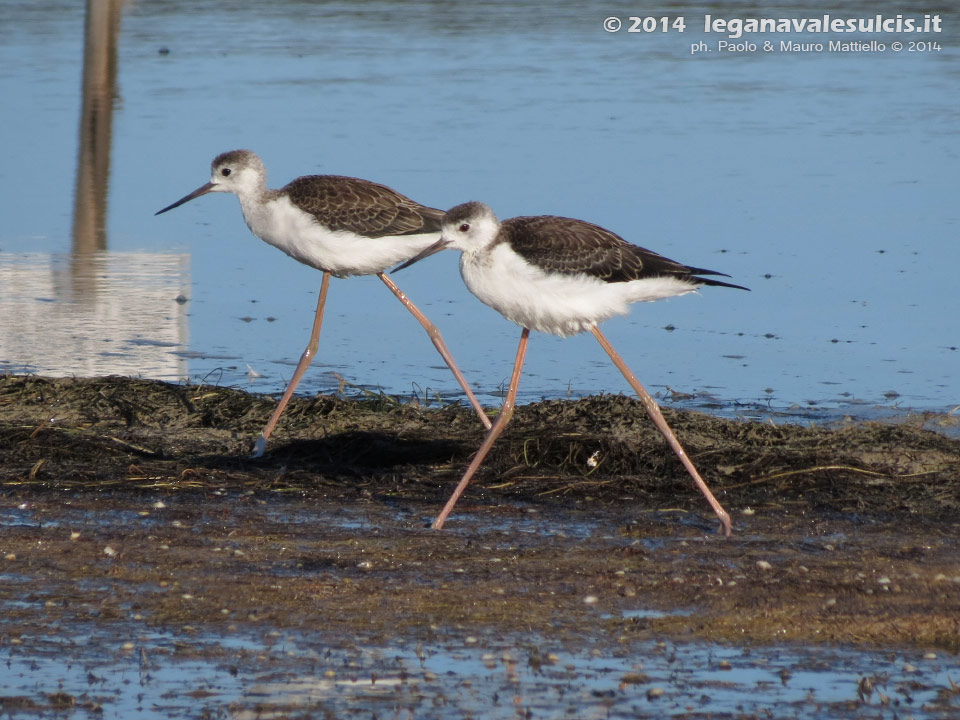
left=432, top=327, right=530, bottom=529
left=591, top=326, right=732, bottom=537
left=252, top=271, right=331, bottom=458
left=378, top=273, right=491, bottom=430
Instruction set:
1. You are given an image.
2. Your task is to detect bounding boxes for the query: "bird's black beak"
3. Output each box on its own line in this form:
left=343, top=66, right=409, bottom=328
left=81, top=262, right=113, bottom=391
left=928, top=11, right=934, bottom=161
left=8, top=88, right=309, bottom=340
left=155, top=182, right=216, bottom=215
left=391, top=237, right=452, bottom=273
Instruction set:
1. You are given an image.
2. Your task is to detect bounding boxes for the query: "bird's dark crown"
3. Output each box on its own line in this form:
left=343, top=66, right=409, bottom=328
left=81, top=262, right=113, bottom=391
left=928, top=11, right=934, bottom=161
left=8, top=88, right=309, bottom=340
left=211, top=149, right=257, bottom=171
left=443, top=201, right=494, bottom=227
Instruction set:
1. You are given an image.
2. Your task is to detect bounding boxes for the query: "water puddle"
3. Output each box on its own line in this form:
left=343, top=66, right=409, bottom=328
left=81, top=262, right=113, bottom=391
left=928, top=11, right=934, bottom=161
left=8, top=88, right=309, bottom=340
left=3, top=631, right=958, bottom=719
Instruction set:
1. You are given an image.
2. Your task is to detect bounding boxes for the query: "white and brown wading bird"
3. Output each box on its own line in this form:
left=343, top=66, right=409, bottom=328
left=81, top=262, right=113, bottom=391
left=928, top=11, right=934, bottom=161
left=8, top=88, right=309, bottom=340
left=156, top=150, right=492, bottom=457
left=394, top=201, right=749, bottom=536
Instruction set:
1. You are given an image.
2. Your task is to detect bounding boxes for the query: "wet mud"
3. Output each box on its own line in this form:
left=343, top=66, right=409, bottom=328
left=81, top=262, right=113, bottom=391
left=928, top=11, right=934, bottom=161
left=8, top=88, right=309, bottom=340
left=2, top=375, right=960, bottom=718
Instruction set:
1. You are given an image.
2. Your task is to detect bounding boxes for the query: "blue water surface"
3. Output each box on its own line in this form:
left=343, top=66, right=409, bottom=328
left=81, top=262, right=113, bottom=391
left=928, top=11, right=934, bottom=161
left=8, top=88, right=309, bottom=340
left=1, top=1, right=957, bottom=416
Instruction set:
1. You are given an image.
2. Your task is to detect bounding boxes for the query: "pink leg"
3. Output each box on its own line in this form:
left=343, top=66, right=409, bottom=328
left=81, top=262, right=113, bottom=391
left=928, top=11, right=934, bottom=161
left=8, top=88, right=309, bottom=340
left=378, top=273, right=491, bottom=430
left=432, top=328, right=530, bottom=529
left=591, top=326, right=732, bottom=537
left=252, top=271, right=331, bottom=458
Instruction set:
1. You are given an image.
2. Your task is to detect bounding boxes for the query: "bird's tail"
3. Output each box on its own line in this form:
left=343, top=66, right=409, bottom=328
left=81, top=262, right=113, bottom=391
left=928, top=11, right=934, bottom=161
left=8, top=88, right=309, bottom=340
left=689, top=268, right=750, bottom=292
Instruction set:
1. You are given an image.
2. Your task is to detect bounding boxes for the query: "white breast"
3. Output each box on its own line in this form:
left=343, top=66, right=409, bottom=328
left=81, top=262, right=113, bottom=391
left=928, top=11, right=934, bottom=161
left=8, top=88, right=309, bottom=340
left=238, top=194, right=439, bottom=277
left=460, top=243, right=700, bottom=337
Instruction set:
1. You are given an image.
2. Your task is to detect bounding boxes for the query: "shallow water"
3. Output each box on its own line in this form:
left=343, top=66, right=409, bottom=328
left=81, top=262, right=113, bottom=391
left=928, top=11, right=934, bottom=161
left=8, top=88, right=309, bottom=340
left=1, top=1, right=957, bottom=414
left=3, top=630, right=959, bottom=719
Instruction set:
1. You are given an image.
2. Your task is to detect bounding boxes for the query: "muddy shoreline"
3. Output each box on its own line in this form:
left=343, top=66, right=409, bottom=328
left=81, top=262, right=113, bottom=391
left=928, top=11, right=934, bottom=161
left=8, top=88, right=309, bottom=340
left=2, top=374, right=959, bottom=654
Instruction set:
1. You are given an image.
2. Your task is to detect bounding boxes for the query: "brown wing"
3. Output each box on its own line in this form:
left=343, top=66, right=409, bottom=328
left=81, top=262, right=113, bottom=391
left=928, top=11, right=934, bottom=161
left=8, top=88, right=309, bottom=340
left=503, top=215, right=748, bottom=290
left=282, top=175, right=443, bottom=238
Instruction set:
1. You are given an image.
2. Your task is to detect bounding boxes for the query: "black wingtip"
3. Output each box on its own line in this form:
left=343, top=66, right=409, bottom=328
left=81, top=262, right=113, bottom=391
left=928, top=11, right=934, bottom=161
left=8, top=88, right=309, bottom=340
left=685, top=265, right=750, bottom=291
left=696, top=276, right=751, bottom=291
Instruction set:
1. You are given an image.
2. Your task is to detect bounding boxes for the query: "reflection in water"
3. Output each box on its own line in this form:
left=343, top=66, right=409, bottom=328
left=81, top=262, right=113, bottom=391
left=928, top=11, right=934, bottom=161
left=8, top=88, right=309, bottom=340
left=0, top=253, right=191, bottom=380
left=73, top=0, right=124, bottom=258
left=19, top=1, right=195, bottom=381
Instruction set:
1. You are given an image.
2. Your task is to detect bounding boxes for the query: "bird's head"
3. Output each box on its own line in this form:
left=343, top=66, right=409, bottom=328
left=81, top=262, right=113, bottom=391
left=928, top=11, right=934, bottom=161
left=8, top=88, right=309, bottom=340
left=155, top=149, right=265, bottom=215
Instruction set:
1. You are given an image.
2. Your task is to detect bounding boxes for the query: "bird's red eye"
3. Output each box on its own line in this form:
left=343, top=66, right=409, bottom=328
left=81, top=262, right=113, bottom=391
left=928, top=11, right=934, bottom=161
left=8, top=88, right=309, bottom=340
left=459, top=223, right=470, bottom=232
left=221, top=168, right=231, bottom=177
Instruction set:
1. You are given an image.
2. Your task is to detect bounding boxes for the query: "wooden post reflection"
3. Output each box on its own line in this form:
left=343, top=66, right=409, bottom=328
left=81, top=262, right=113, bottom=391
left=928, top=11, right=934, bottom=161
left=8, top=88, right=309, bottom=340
left=72, top=0, right=125, bottom=259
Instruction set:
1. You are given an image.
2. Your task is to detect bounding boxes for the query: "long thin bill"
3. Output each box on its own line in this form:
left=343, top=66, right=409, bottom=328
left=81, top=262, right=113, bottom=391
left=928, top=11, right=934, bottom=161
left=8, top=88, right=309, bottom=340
left=155, top=182, right=216, bottom=215
left=390, top=237, right=451, bottom=273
